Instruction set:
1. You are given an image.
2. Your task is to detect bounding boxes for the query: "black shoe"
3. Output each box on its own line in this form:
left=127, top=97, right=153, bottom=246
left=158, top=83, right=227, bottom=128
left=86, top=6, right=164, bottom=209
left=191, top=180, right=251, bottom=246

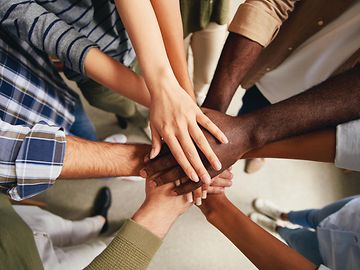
left=116, top=115, right=128, bottom=129
left=93, top=187, right=112, bottom=233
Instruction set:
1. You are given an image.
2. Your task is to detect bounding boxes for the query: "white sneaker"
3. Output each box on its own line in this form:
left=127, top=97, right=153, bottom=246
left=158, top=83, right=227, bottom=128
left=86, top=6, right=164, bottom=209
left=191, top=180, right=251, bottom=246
left=249, top=212, right=278, bottom=232
left=104, top=134, right=127, bottom=144
left=253, top=198, right=284, bottom=220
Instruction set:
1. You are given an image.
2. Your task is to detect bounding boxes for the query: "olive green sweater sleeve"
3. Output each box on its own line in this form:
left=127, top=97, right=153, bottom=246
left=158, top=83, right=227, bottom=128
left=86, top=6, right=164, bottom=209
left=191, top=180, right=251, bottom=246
left=85, top=219, right=163, bottom=270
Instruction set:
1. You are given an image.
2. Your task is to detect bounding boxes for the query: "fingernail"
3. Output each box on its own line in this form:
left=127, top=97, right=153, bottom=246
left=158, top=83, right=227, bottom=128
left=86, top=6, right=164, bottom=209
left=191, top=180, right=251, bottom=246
left=186, top=193, right=193, bottom=203
left=139, top=169, right=147, bottom=178
left=195, top=197, right=202, bottom=206
left=190, top=171, right=199, bottom=182
left=201, top=173, right=211, bottom=185
left=149, top=148, right=156, bottom=159
left=222, top=135, right=229, bottom=144
left=202, top=190, right=207, bottom=199
left=175, top=180, right=181, bottom=186
left=213, top=160, right=222, bottom=171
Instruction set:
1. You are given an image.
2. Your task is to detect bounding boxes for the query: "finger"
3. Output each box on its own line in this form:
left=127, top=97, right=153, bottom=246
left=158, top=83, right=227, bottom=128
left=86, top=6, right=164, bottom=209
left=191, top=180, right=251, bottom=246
left=154, top=166, right=186, bottom=186
left=193, top=187, right=202, bottom=206
left=174, top=180, right=202, bottom=195
left=189, top=124, right=222, bottom=172
left=143, top=154, right=178, bottom=178
left=211, top=178, right=233, bottom=188
left=197, top=112, right=228, bottom=144
left=163, top=135, right=199, bottom=183
left=207, top=186, right=225, bottom=194
left=202, top=184, right=209, bottom=199
left=217, top=169, right=233, bottom=180
left=186, top=192, right=193, bottom=203
left=150, top=125, right=162, bottom=159
left=178, top=131, right=212, bottom=185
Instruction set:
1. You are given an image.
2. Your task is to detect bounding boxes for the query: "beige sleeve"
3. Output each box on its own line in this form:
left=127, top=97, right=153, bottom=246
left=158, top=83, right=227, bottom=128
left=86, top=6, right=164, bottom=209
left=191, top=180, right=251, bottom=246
left=229, top=0, right=297, bottom=46
left=85, top=219, right=162, bottom=270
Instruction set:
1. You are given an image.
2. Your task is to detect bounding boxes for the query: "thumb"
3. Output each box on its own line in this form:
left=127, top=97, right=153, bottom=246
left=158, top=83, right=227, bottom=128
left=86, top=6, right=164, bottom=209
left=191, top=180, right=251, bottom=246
left=150, top=125, right=162, bottom=159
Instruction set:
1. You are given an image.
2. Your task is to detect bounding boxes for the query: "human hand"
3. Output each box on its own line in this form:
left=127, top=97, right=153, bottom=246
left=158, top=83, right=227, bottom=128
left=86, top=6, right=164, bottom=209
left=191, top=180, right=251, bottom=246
left=132, top=178, right=191, bottom=238
left=142, top=108, right=255, bottom=194
left=148, top=81, right=228, bottom=186
left=186, top=168, right=233, bottom=206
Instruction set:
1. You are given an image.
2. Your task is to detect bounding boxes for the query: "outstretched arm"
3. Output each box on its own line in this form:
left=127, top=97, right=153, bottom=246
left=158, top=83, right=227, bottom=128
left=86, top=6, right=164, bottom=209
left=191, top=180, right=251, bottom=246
left=150, top=0, right=194, bottom=98
left=203, top=0, right=298, bottom=111
left=115, top=0, right=228, bottom=187
left=199, top=194, right=317, bottom=270
left=60, top=136, right=150, bottom=179
left=142, top=65, right=360, bottom=193
left=202, top=34, right=263, bottom=112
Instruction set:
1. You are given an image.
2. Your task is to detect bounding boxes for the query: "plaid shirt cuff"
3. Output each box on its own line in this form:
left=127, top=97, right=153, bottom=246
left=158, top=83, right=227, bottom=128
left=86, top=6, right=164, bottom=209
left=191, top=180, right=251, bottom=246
left=0, top=121, right=66, bottom=200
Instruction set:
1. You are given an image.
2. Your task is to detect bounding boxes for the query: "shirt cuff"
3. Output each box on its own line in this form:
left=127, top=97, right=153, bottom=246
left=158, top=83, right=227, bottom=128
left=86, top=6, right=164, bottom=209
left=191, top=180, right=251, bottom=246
left=335, top=119, right=360, bottom=172
left=9, top=121, right=66, bottom=200
left=120, top=219, right=163, bottom=259
left=318, top=265, right=331, bottom=270
left=85, top=219, right=162, bottom=270
left=229, top=3, right=280, bottom=47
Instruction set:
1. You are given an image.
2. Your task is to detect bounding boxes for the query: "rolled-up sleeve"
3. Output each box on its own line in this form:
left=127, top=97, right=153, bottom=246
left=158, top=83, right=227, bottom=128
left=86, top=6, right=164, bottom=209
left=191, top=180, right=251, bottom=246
left=0, top=119, right=66, bottom=200
left=229, top=0, right=297, bottom=46
left=335, top=119, right=360, bottom=172
left=0, top=1, right=98, bottom=74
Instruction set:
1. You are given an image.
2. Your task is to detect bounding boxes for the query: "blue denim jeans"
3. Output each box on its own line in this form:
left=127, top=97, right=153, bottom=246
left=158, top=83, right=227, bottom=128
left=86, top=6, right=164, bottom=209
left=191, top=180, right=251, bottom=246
left=69, top=99, right=97, bottom=141
left=277, top=195, right=359, bottom=265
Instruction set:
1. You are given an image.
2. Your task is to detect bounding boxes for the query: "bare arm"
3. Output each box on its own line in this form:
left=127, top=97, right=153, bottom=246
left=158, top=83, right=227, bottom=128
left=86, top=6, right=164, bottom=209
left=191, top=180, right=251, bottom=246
left=199, top=194, right=317, bottom=270
left=202, top=33, right=263, bottom=112
left=244, top=129, right=336, bottom=162
left=114, top=0, right=228, bottom=187
left=60, top=136, right=151, bottom=179
left=150, top=0, right=195, bottom=99
left=84, top=48, right=151, bottom=107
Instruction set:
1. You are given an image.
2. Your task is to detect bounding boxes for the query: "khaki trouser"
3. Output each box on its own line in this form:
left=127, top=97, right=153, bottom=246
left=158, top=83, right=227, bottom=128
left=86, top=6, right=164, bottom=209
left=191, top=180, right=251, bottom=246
left=184, top=22, right=228, bottom=105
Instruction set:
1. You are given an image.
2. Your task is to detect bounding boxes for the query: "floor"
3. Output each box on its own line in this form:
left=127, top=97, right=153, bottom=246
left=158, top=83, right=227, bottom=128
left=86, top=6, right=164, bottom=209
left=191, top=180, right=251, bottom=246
left=34, top=77, right=360, bottom=270
left=34, top=1, right=360, bottom=269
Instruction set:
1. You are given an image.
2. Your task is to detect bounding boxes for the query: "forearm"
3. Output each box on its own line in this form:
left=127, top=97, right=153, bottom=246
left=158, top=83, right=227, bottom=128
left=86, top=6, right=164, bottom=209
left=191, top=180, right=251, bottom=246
left=60, top=136, right=151, bottom=179
left=84, top=48, right=151, bottom=107
left=151, top=0, right=194, bottom=99
left=204, top=198, right=316, bottom=270
left=242, top=65, right=360, bottom=151
left=244, top=128, right=336, bottom=162
left=115, top=0, right=177, bottom=96
left=202, top=33, right=263, bottom=112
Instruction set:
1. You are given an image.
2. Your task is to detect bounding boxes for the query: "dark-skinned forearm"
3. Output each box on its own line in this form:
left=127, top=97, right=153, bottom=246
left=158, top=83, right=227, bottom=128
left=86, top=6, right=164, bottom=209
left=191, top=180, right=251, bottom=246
left=204, top=198, right=317, bottom=270
left=244, top=65, right=360, bottom=152
left=202, top=33, right=263, bottom=112
left=244, top=128, right=336, bottom=162
left=60, top=136, right=151, bottom=179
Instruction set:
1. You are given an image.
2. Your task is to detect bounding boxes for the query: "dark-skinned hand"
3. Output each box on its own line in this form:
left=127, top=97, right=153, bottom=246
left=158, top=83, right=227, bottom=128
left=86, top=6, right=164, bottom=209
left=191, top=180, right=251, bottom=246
left=140, top=108, right=255, bottom=194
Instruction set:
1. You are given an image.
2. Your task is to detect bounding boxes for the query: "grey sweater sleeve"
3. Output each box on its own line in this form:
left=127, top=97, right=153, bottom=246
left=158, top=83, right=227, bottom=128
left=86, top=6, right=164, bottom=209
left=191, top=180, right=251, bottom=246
left=0, top=1, right=98, bottom=74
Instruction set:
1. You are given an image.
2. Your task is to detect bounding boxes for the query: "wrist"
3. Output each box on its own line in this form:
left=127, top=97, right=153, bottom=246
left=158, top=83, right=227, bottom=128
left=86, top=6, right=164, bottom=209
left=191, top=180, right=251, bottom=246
left=201, top=196, right=231, bottom=223
left=233, top=114, right=264, bottom=159
left=132, top=201, right=180, bottom=238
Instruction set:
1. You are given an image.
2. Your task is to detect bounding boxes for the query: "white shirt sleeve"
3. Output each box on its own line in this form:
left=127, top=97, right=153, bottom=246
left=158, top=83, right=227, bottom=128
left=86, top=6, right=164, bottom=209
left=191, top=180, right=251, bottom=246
left=318, top=265, right=332, bottom=270
left=335, top=119, right=360, bottom=171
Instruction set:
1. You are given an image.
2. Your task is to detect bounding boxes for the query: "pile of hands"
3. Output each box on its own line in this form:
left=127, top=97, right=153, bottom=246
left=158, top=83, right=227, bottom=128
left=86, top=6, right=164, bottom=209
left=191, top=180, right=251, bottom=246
left=134, top=108, right=256, bottom=237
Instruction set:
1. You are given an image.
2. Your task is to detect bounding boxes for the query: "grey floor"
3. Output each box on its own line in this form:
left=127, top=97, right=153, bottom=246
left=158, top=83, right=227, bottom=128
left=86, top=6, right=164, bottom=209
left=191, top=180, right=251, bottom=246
left=34, top=1, right=360, bottom=269
left=34, top=78, right=360, bottom=270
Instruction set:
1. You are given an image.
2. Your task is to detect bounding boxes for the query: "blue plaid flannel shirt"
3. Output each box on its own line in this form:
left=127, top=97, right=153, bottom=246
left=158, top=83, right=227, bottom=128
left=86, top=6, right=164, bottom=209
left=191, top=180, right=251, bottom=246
left=0, top=31, right=78, bottom=200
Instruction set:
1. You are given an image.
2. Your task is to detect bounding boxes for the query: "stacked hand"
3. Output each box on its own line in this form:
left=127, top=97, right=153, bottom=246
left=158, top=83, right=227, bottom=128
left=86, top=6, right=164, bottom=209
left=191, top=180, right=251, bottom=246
left=148, top=82, right=229, bottom=186
left=142, top=108, right=256, bottom=202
